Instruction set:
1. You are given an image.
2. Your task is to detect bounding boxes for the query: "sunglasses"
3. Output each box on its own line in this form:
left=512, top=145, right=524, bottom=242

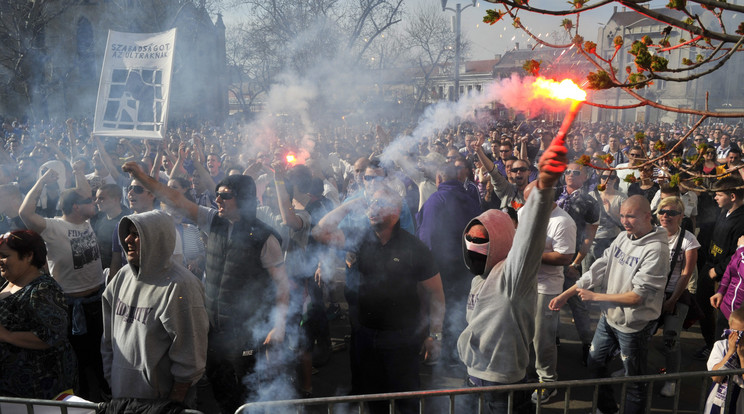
left=0, top=232, right=22, bottom=242
left=216, top=191, right=236, bottom=200
left=564, top=169, right=582, bottom=176
left=128, top=185, right=146, bottom=194
left=499, top=149, right=511, bottom=153
left=465, top=234, right=489, bottom=244
left=657, top=209, right=681, bottom=217
left=510, top=167, right=528, bottom=173
left=364, top=175, right=384, bottom=182
left=629, top=153, right=643, bottom=157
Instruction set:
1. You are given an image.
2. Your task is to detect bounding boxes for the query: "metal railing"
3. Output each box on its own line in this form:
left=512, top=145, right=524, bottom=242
left=0, top=396, right=205, bottom=414
left=237, top=369, right=744, bottom=414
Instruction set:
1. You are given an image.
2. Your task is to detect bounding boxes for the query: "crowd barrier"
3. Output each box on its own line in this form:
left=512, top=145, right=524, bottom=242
left=237, top=369, right=744, bottom=413
left=0, top=396, right=204, bottom=414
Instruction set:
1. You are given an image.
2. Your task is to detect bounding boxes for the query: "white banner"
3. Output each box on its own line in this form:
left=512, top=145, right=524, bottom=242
left=93, top=29, right=176, bottom=140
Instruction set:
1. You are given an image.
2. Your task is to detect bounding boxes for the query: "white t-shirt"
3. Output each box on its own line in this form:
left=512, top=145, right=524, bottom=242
left=666, top=228, right=701, bottom=293
left=42, top=218, right=104, bottom=294
left=519, top=206, right=577, bottom=294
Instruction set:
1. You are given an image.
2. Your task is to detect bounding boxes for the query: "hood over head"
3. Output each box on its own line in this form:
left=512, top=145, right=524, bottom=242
left=118, top=210, right=175, bottom=278
left=462, top=209, right=516, bottom=277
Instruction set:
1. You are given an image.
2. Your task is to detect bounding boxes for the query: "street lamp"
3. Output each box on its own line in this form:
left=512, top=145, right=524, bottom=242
left=441, top=0, right=476, bottom=102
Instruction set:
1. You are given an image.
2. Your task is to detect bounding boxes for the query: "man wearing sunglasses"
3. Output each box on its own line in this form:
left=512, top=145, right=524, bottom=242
left=555, top=163, right=601, bottom=362
left=472, top=133, right=531, bottom=211
left=122, top=161, right=289, bottom=414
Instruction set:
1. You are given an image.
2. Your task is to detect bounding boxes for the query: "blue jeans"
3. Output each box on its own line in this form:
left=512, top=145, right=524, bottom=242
left=588, top=315, right=655, bottom=414
left=463, top=376, right=531, bottom=414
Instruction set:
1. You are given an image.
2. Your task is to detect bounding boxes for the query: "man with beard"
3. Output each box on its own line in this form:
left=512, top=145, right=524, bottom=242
left=471, top=132, right=530, bottom=210
left=121, top=162, right=289, bottom=414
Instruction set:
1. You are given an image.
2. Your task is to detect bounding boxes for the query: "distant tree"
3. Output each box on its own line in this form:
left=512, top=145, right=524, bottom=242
left=226, top=0, right=403, bottom=107
left=405, top=4, right=469, bottom=113
left=0, top=0, right=80, bottom=118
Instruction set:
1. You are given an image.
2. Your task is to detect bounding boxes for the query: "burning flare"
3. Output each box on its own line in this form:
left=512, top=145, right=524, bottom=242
left=532, top=77, right=586, bottom=102
left=285, top=154, right=297, bottom=165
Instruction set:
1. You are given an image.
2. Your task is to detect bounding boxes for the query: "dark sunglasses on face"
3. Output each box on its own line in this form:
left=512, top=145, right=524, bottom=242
left=564, top=169, right=582, bottom=176
left=465, top=234, right=489, bottom=244
left=658, top=209, right=681, bottom=217
left=216, top=191, right=235, bottom=200
left=128, top=185, right=146, bottom=194
left=510, top=167, right=528, bottom=173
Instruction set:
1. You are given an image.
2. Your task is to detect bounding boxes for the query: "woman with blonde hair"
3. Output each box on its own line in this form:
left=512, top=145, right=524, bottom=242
left=656, top=196, right=701, bottom=397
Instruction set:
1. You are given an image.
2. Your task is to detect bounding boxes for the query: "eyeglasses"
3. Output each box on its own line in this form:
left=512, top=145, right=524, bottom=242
left=510, top=167, right=528, bottom=173
left=76, top=198, right=93, bottom=205
left=499, top=149, right=511, bottom=153
left=564, top=169, right=582, bottom=176
left=629, top=153, right=643, bottom=157
left=364, top=175, right=384, bottom=182
left=216, top=191, right=235, bottom=200
left=465, top=234, right=489, bottom=244
left=128, top=185, right=146, bottom=194
left=658, top=209, right=681, bottom=217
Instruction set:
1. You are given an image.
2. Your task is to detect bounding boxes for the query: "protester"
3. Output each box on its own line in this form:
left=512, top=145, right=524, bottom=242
left=655, top=196, right=700, bottom=397
left=121, top=162, right=289, bottom=414
left=102, top=210, right=208, bottom=406
left=457, top=136, right=567, bottom=413
left=550, top=195, right=669, bottom=414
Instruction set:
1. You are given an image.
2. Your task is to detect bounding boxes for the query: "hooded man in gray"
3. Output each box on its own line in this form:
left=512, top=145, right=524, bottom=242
left=457, top=141, right=567, bottom=413
left=101, top=210, right=208, bottom=405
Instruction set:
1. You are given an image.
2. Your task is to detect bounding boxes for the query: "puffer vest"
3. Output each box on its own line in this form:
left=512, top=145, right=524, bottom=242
left=205, top=215, right=279, bottom=344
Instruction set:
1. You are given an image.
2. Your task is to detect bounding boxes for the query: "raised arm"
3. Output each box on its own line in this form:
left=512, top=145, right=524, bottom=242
left=121, top=161, right=198, bottom=222
left=273, top=161, right=304, bottom=231
left=19, top=170, right=58, bottom=233
left=93, top=135, right=122, bottom=182
left=311, top=197, right=365, bottom=248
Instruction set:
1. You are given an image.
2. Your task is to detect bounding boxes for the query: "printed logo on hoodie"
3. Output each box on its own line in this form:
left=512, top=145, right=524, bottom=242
left=611, top=244, right=640, bottom=268
left=114, top=298, right=153, bottom=324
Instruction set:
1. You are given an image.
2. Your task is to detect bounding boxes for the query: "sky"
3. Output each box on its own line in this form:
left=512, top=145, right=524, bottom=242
left=417, top=0, right=669, bottom=60
left=220, top=0, right=670, bottom=61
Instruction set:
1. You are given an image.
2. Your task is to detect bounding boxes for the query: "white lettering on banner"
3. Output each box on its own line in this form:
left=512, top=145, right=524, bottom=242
left=93, top=29, right=176, bottom=140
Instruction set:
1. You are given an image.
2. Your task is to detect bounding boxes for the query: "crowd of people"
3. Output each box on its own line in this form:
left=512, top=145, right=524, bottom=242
left=1, top=114, right=744, bottom=413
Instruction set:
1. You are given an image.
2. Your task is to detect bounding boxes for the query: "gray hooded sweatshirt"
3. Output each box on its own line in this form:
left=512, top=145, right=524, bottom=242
left=575, top=226, right=669, bottom=333
left=102, top=210, right=209, bottom=400
left=457, top=186, right=554, bottom=384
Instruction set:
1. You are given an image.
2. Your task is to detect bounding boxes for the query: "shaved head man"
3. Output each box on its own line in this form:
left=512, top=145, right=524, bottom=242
left=550, top=194, right=669, bottom=413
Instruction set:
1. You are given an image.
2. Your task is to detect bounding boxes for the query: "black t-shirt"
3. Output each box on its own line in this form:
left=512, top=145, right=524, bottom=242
left=90, top=208, right=130, bottom=269
left=355, top=224, right=438, bottom=331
